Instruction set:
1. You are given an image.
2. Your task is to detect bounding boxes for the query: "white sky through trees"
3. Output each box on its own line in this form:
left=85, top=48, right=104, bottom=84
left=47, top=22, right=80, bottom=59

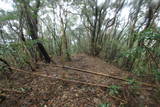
left=0, top=0, right=127, bottom=13
left=0, top=0, right=106, bottom=10
left=0, top=3, right=159, bottom=31
left=1, top=0, right=159, bottom=24
left=0, top=0, right=130, bottom=24
left=0, top=0, right=13, bottom=11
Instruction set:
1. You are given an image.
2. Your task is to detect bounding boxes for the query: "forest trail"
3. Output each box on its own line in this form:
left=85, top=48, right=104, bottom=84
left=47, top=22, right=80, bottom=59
left=0, top=54, right=159, bottom=106
left=39, top=54, right=131, bottom=87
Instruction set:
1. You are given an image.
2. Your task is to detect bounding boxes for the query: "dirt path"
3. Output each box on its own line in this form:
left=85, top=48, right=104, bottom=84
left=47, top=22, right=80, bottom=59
left=0, top=54, right=159, bottom=107
left=40, top=54, right=129, bottom=86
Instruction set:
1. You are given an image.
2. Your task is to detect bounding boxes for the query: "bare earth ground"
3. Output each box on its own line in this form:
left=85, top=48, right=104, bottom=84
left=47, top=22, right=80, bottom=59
left=0, top=54, right=160, bottom=107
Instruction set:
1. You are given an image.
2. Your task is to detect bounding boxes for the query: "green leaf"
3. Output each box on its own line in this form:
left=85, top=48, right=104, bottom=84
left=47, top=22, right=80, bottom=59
left=108, top=85, right=121, bottom=95
left=99, top=103, right=111, bottom=107
left=0, top=11, right=18, bottom=22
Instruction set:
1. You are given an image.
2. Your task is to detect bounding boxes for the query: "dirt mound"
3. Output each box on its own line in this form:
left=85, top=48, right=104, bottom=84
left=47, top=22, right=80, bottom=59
left=0, top=54, right=159, bottom=106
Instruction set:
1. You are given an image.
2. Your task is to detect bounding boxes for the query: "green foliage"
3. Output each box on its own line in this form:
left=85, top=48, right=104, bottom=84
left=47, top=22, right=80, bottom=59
left=108, top=85, right=121, bottom=95
left=139, top=28, right=160, bottom=41
left=0, top=11, right=18, bottom=22
left=122, top=47, right=144, bottom=59
left=127, top=78, right=138, bottom=85
left=153, top=69, right=160, bottom=81
left=155, top=72, right=160, bottom=81
left=127, top=78, right=140, bottom=94
left=99, top=102, right=111, bottom=107
left=127, top=78, right=139, bottom=88
left=0, top=40, right=37, bottom=67
left=0, top=62, right=8, bottom=73
left=114, top=28, right=160, bottom=76
left=0, top=59, right=12, bottom=79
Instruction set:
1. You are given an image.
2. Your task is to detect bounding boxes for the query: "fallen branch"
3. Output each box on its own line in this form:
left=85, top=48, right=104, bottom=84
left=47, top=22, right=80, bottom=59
left=55, top=65, right=126, bottom=81
left=110, top=95, right=127, bottom=104
left=0, top=87, right=23, bottom=94
left=53, top=65, right=157, bottom=88
left=10, top=67, right=110, bottom=89
left=1, top=63, right=157, bottom=88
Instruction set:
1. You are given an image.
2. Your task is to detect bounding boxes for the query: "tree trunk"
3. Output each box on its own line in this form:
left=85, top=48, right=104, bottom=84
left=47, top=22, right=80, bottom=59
left=59, top=6, right=71, bottom=61
left=22, top=0, right=51, bottom=63
left=37, top=42, right=51, bottom=63
left=62, top=30, right=71, bottom=61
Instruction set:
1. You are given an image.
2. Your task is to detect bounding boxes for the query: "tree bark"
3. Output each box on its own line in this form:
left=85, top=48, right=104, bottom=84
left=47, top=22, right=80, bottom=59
left=22, top=0, right=51, bottom=63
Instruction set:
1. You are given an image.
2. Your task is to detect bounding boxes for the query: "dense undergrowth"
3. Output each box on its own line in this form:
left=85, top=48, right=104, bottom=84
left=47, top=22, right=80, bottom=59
left=1, top=28, right=160, bottom=81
